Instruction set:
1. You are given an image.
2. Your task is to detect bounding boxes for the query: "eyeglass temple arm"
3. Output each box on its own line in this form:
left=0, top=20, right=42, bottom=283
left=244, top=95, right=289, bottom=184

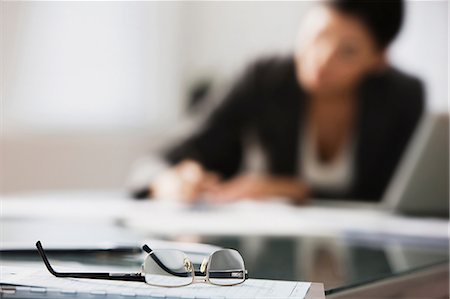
left=35, top=241, right=145, bottom=282
left=142, top=244, right=153, bottom=254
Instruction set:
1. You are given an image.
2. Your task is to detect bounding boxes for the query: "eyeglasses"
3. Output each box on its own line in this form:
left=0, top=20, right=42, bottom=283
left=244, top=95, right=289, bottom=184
left=36, top=241, right=248, bottom=287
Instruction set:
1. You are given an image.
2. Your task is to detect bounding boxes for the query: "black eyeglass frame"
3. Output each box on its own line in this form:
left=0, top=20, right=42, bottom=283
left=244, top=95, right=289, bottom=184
left=35, top=241, right=248, bottom=287
left=36, top=241, right=145, bottom=282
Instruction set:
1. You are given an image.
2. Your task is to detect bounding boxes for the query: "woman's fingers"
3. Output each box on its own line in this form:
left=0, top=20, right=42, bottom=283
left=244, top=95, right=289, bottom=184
left=200, top=172, right=221, bottom=190
left=206, top=175, right=263, bottom=202
left=151, top=160, right=223, bottom=203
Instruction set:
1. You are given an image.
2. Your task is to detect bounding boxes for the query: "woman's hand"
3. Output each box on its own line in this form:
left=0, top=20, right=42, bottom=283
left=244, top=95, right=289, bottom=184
left=151, top=160, right=219, bottom=203
left=205, top=174, right=311, bottom=204
left=151, top=161, right=310, bottom=204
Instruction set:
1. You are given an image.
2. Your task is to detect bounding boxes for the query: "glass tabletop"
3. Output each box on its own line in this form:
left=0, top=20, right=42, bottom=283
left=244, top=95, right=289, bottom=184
left=1, top=218, right=448, bottom=294
left=198, top=235, right=448, bottom=293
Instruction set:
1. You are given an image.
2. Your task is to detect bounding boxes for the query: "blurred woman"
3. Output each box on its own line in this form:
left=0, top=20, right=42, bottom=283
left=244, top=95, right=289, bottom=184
left=134, top=0, right=423, bottom=203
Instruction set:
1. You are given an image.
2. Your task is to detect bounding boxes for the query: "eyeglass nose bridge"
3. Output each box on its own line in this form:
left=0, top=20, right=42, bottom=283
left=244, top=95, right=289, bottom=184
left=192, top=275, right=208, bottom=283
left=191, top=257, right=210, bottom=283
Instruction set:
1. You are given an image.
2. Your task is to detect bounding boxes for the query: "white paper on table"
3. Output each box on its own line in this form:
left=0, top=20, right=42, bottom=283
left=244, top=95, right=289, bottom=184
left=1, top=266, right=311, bottom=299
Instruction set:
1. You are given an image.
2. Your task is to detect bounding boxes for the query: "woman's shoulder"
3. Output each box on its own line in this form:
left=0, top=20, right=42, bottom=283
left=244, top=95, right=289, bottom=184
left=249, top=54, right=295, bottom=71
left=245, top=54, right=297, bottom=87
left=362, top=66, right=425, bottom=110
left=366, top=66, right=424, bottom=97
left=382, top=67, right=424, bottom=92
left=361, top=66, right=425, bottom=130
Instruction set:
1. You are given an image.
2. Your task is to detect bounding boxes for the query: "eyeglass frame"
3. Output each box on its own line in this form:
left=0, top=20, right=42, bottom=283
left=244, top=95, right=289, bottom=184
left=35, top=241, right=248, bottom=287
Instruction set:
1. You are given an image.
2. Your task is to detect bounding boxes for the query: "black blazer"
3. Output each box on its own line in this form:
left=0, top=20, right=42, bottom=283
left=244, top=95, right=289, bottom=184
left=164, top=55, right=424, bottom=201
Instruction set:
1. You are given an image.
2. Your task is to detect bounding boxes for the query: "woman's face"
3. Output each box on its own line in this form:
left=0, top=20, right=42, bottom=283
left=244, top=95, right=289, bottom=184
left=295, top=6, right=385, bottom=95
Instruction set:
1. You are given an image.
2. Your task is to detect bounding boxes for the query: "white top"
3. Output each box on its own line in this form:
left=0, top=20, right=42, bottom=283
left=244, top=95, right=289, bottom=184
left=300, top=125, right=355, bottom=194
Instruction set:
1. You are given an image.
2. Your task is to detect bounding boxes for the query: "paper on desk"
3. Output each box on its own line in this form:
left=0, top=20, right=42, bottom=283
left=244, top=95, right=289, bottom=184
left=1, top=266, right=311, bottom=299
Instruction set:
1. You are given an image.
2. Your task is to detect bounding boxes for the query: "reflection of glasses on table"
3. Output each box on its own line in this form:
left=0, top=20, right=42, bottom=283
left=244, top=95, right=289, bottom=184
left=36, top=241, right=248, bottom=287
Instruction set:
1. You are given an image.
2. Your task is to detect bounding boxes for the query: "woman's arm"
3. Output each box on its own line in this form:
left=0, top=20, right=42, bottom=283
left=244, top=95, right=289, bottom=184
left=146, top=60, right=267, bottom=201
left=164, top=60, right=262, bottom=178
left=205, top=174, right=311, bottom=204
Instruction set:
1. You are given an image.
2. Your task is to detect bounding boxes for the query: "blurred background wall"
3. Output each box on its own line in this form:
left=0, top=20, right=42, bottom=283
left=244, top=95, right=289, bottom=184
left=1, top=1, right=448, bottom=194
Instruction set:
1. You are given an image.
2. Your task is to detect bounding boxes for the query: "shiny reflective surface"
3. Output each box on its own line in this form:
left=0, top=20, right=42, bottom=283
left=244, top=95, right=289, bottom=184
left=1, top=218, right=448, bottom=293
left=199, top=235, right=448, bottom=291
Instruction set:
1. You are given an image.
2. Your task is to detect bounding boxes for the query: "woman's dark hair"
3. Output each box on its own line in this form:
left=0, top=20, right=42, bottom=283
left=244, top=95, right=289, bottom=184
left=327, top=0, right=404, bottom=50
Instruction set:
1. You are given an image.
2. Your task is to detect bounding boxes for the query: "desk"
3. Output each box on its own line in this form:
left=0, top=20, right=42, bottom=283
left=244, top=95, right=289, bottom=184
left=2, top=191, right=448, bottom=238
left=1, top=191, right=448, bottom=297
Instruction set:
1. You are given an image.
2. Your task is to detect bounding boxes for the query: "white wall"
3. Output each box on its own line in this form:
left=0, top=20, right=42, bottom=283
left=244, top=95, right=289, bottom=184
left=2, top=1, right=184, bottom=133
left=1, top=1, right=448, bottom=193
left=179, top=1, right=312, bottom=81
left=389, top=0, right=449, bottom=112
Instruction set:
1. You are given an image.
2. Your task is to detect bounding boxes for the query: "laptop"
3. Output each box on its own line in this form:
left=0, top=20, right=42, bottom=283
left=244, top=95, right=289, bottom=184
left=382, top=113, right=449, bottom=217
left=314, top=113, right=449, bottom=218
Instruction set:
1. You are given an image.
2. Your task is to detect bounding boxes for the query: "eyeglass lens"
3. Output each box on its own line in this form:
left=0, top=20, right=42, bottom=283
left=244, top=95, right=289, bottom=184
left=208, top=249, right=246, bottom=286
left=143, top=249, right=194, bottom=287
